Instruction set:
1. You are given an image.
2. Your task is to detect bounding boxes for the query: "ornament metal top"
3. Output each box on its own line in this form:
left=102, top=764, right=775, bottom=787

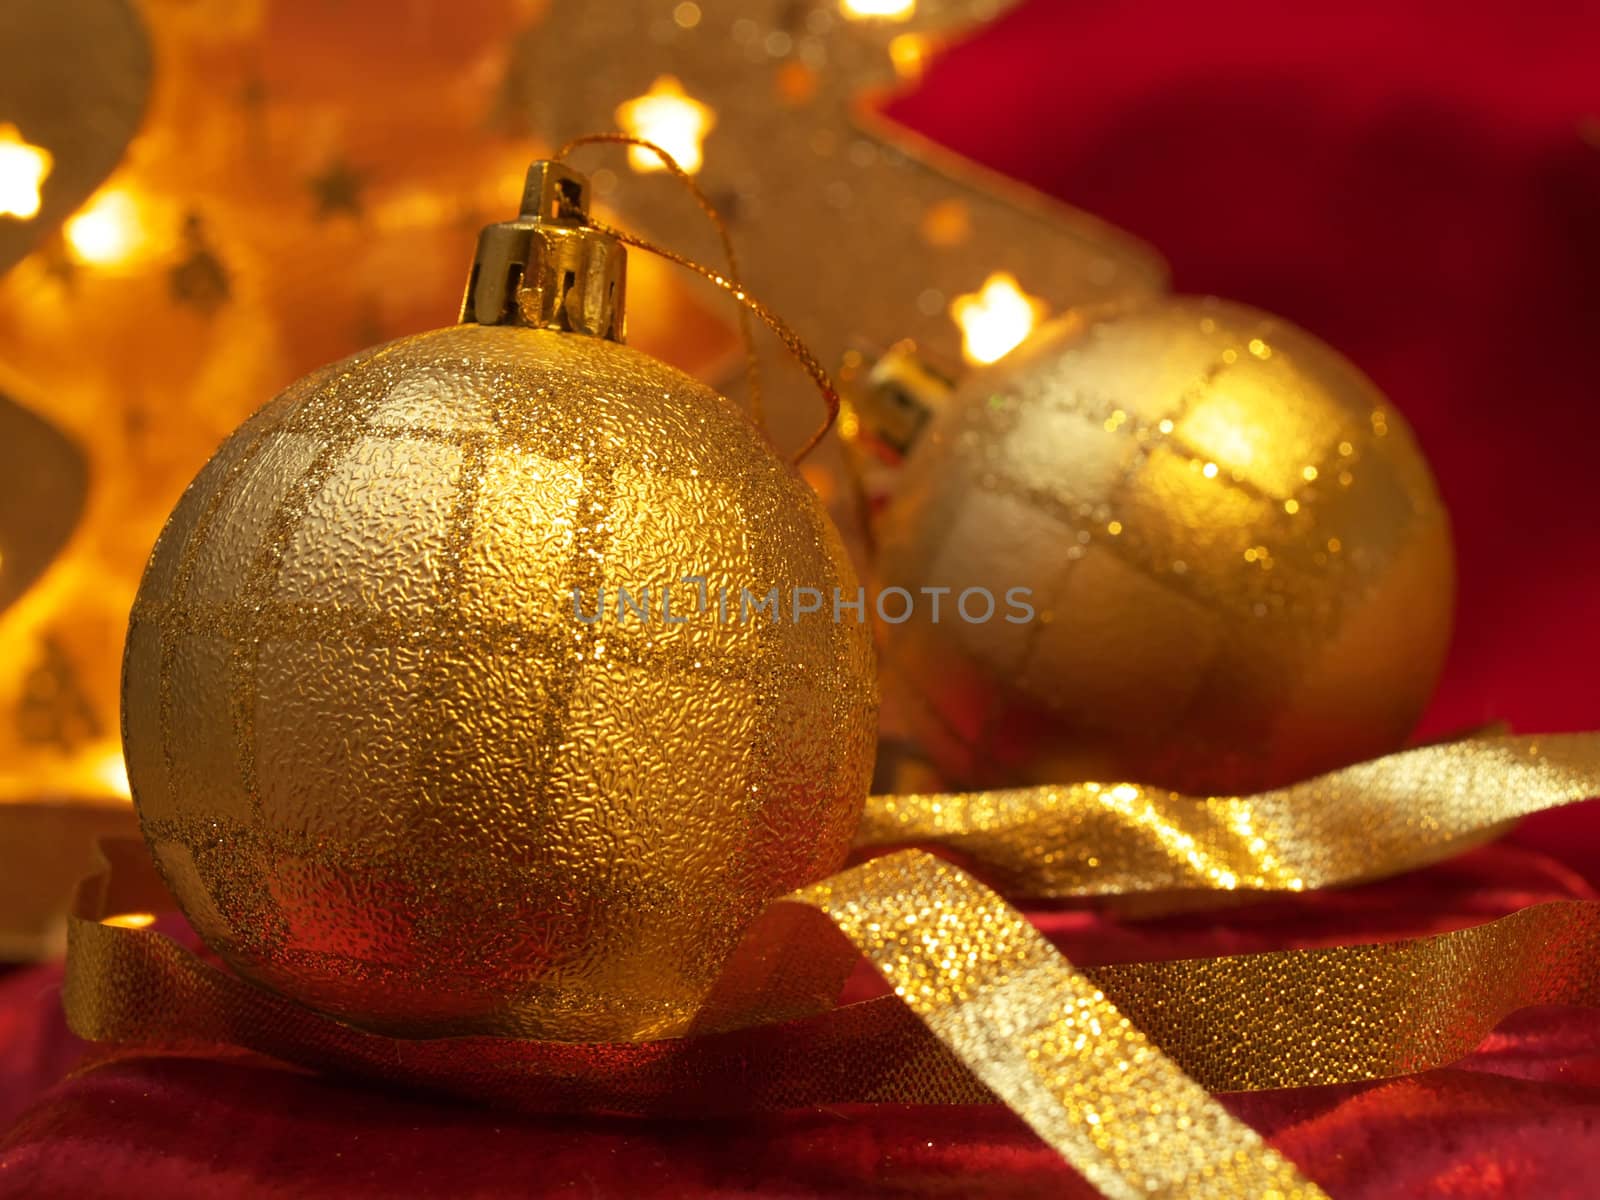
left=459, top=161, right=626, bottom=341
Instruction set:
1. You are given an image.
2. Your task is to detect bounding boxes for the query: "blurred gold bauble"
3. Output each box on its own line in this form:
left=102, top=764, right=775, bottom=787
left=123, top=323, right=877, bottom=1041
left=876, top=296, right=1453, bottom=794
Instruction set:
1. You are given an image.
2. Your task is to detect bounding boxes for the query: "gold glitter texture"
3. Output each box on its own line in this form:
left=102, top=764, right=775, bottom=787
left=877, top=295, right=1454, bottom=793
left=122, top=323, right=877, bottom=1041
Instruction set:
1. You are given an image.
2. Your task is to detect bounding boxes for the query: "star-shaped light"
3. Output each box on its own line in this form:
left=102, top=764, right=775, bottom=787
left=614, top=75, right=715, bottom=174
left=0, top=123, right=53, bottom=220
left=839, top=0, right=916, bottom=20
left=951, top=272, right=1048, bottom=365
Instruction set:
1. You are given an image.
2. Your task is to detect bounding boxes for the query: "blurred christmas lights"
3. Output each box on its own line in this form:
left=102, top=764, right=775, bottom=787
left=951, top=271, right=1046, bottom=364
left=615, top=75, right=715, bottom=174
left=0, top=124, right=52, bottom=220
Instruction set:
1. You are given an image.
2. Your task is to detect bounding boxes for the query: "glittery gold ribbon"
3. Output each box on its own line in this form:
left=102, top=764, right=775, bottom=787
left=64, top=842, right=1600, bottom=1102
left=51, top=732, right=1600, bottom=1200
left=65, top=844, right=1327, bottom=1197
left=858, top=733, right=1600, bottom=900
left=790, top=853, right=1326, bottom=1198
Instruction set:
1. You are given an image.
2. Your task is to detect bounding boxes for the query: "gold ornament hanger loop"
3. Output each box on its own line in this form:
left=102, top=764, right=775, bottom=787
left=554, top=132, right=840, bottom=465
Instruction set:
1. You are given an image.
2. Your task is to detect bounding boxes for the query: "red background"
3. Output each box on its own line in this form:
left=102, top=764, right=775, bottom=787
left=4, top=0, right=1600, bottom=1195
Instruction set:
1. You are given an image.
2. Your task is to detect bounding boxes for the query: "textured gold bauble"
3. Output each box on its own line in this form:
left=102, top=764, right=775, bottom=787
left=875, top=296, right=1453, bottom=795
left=123, top=324, right=877, bottom=1041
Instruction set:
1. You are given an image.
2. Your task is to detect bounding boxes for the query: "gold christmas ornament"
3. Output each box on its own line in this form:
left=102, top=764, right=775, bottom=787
left=874, top=295, right=1454, bottom=794
left=121, top=161, right=877, bottom=1041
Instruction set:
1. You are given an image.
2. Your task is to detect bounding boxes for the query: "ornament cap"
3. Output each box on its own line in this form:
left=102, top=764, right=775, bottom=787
left=839, top=340, right=952, bottom=463
left=459, top=160, right=626, bottom=341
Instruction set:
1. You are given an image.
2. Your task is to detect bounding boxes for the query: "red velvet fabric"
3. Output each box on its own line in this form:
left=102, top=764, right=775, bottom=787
left=4, top=0, right=1600, bottom=1194
left=5, top=849, right=1600, bottom=1198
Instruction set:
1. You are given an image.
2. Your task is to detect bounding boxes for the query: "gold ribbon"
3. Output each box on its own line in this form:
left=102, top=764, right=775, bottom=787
left=65, top=848, right=1600, bottom=1099
left=793, top=853, right=1323, bottom=1199
left=858, top=733, right=1600, bottom=899
left=66, top=844, right=1327, bottom=1198
left=53, top=733, right=1600, bottom=1199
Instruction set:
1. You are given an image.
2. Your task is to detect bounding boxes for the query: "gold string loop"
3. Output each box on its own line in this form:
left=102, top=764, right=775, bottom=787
left=554, top=132, right=838, bottom=464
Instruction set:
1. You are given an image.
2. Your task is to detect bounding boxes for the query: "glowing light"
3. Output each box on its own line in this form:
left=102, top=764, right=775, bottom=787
left=919, top=198, right=970, bottom=247
left=889, top=33, right=931, bottom=78
left=92, top=747, right=132, bottom=798
left=840, top=0, right=916, bottom=19
left=951, top=272, right=1046, bottom=365
left=775, top=62, right=819, bottom=106
left=0, top=123, right=52, bottom=219
left=103, top=912, right=156, bottom=929
left=615, top=76, right=715, bottom=174
left=64, top=188, right=142, bottom=265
